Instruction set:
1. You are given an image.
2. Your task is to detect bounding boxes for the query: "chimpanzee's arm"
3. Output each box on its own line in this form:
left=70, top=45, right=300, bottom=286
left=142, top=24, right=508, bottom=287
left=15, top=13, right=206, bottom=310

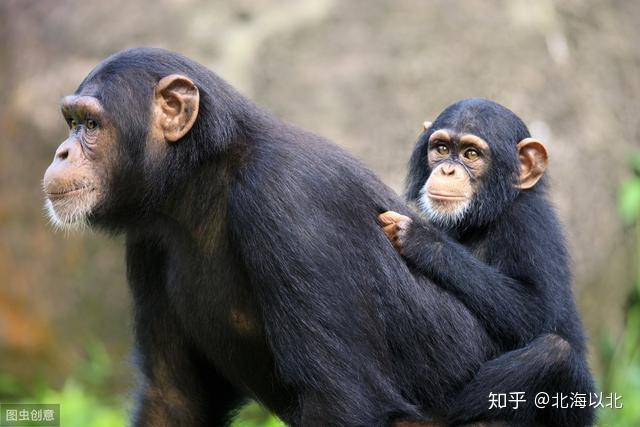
left=396, top=217, right=542, bottom=346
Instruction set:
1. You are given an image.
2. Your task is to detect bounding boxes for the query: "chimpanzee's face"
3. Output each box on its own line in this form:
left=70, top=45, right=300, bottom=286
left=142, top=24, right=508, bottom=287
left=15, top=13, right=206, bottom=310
left=43, top=74, right=200, bottom=231
left=43, top=95, right=117, bottom=229
left=418, top=128, right=491, bottom=227
left=408, top=100, right=554, bottom=229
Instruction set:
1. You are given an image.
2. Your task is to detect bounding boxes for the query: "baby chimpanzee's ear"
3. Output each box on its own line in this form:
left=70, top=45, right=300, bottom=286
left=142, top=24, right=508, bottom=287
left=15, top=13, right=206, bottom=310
left=516, top=138, right=548, bottom=190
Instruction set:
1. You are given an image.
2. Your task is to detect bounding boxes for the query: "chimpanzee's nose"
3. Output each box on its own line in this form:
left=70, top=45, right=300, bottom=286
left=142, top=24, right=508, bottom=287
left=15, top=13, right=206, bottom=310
left=51, top=138, right=81, bottom=164
left=55, top=145, right=70, bottom=161
left=441, top=163, right=456, bottom=175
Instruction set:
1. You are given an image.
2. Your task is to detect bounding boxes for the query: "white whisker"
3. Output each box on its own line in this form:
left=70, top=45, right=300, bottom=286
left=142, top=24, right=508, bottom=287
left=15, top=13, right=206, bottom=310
left=418, top=185, right=470, bottom=228
left=43, top=188, right=96, bottom=233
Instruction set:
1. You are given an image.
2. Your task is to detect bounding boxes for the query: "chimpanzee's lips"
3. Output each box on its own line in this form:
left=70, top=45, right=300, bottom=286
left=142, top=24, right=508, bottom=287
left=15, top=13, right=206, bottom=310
left=428, top=192, right=467, bottom=201
left=46, top=185, right=91, bottom=199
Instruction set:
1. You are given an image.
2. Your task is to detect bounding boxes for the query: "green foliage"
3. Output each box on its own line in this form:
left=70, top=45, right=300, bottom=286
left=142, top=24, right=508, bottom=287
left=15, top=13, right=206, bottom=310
left=74, top=341, right=114, bottom=390
left=0, top=340, right=283, bottom=427
left=619, top=178, right=640, bottom=225
left=35, top=380, right=126, bottom=427
left=0, top=342, right=127, bottom=427
left=0, top=374, right=29, bottom=397
left=618, top=153, right=640, bottom=225
left=598, top=153, right=640, bottom=425
left=232, top=402, right=285, bottom=427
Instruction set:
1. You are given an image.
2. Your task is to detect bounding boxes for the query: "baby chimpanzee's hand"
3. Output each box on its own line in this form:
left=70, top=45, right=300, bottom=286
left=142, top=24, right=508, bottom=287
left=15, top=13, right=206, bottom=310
left=378, top=211, right=413, bottom=252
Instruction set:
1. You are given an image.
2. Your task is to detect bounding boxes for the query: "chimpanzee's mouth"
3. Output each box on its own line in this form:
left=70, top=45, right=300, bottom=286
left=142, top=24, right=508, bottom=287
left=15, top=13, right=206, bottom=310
left=428, top=192, right=467, bottom=201
left=47, top=185, right=92, bottom=199
left=44, top=185, right=99, bottom=228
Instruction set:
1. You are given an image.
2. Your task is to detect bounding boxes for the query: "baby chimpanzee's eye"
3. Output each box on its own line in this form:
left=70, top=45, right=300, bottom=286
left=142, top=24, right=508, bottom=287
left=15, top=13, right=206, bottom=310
left=464, top=148, right=479, bottom=160
left=435, top=144, right=449, bottom=155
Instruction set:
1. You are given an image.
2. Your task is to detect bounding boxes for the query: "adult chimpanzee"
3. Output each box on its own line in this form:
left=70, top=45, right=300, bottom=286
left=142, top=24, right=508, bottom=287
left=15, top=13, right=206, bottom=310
left=379, top=98, right=595, bottom=426
left=43, top=49, right=504, bottom=426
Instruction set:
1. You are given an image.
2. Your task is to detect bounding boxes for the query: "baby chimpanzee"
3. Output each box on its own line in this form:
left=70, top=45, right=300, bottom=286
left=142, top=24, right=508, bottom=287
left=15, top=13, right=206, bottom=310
left=379, top=99, right=595, bottom=426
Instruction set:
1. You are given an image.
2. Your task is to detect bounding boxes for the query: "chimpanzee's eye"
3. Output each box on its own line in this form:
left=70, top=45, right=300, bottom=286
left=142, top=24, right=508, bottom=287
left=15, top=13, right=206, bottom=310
left=86, top=119, right=97, bottom=130
left=70, top=119, right=78, bottom=130
left=464, top=148, right=480, bottom=161
left=436, top=144, right=449, bottom=155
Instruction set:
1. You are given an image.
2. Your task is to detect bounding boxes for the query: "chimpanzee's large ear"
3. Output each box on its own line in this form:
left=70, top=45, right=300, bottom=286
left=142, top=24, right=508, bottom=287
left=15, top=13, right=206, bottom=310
left=422, top=121, right=432, bottom=132
left=516, top=138, right=548, bottom=189
left=153, top=74, right=199, bottom=143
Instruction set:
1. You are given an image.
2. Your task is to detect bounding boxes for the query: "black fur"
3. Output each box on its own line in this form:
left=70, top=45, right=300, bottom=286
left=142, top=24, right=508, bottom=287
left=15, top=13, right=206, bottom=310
left=74, top=49, right=502, bottom=426
left=403, top=99, right=596, bottom=426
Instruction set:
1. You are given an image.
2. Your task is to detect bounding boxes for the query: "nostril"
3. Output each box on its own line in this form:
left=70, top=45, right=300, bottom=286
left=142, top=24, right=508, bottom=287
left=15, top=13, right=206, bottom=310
left=56, top=148, right=69, bottom=161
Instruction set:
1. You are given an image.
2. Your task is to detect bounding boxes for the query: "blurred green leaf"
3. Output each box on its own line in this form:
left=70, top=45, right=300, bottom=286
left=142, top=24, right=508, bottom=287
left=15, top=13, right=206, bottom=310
left=39, top=380, right=126, bottom=427
left=76, top=341, right=113, bottom=389
left=599, top=153, right=640, bottom=425
left=619, top=179, right=640, bottom=225
left=232, top=401, right=285, bottom=427
left=0, top=373, right=26, bottom=396
left=632, top=153, right=640, bottom=175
